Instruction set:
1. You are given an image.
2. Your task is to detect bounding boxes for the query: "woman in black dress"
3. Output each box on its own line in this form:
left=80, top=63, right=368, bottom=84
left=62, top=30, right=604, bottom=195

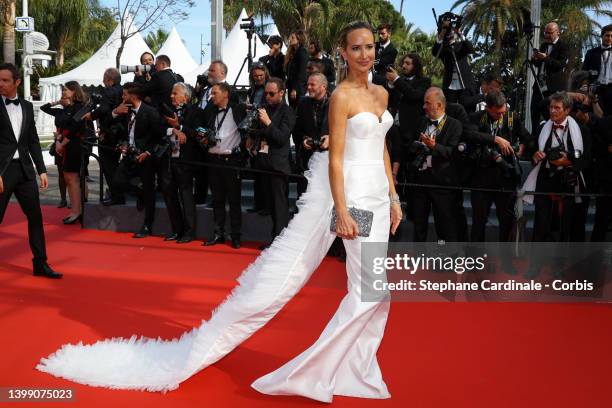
left=285, top=30, right=309, bottom=108
left=42, top=82, right=90, bottom=224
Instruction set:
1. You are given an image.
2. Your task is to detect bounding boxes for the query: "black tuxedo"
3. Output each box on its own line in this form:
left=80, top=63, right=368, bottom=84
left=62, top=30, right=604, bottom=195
left=310, top=55, right=336, bottom=87
left=531, top=40, right=569, bottom=130
left=0, top=97, right=48, bottom=264
left=374, top=41, right=398, bottom=77
left=159, top=104, right=206, bottom=239
left=112, top=102, right=163, bottom=229
left=390, top=75, right=431, bottom=150
left=254, top=102, right=296, bottom=239
left=583, top=46, right=612, bottom=115
left=410, top=115, right=463, bottom=242
left=141, top=68, right=181, bottom=112
left=432, top=39, right=475, bottom=101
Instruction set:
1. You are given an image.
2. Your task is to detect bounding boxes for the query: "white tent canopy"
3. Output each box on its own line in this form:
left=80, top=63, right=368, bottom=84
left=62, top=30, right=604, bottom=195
left=156, top=27, right=198, bottom=78
left=39, top=16, right=152, bottom=102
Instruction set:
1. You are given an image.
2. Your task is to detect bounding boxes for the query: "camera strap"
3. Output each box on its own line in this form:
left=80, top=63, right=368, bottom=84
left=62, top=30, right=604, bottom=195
left=214, top=107, right=231, bottom=134
left=550, top=126, right=568, bottom=151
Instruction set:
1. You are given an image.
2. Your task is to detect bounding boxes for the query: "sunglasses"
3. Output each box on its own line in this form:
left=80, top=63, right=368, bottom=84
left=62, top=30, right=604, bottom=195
left=265, top=91, right=278, bottom=96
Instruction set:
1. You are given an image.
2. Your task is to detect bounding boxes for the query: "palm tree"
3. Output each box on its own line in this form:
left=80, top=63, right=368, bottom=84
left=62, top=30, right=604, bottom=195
left=145, top=28, right=169, bottom=53
left=30, top=0, right=89, bottom=66
left=1, top=0, right=16, bottom=64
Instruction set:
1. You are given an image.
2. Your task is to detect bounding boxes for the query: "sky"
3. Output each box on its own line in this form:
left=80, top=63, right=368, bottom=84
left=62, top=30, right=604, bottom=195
left=100, top=0, right=457, bottom=63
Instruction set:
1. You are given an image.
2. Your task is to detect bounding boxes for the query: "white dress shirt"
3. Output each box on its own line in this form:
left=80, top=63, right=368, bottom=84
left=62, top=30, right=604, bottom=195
left=3, top=96, right=23, bottom=159
left=208, top=107, right=240, bottom=155
left=598, top=46, right=612, bottom=85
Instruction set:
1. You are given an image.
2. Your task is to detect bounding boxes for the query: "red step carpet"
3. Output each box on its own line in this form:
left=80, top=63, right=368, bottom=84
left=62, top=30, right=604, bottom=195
left=1, top=203, right=612, bottom=407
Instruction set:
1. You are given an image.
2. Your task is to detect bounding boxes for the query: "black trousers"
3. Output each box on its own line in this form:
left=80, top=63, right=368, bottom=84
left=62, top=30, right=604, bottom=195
left=597, top=84, right=612, bottom=116
left=0, top=161, right=47, bottom=263
left=265, top=172, right=289, bottom=239
left=160, top=158, right=196, bottom=238
left=112, top=157, right=156, bottom=228
left=208, top=154, right=242, bottom=239
left=470, top=171, right=517, bottom=242
left=411, top=169, right=459, bottom=242
left=591, top=180, right=612, bottom=241
left=532, top=172, right=587, bottom=242
left=99, top=144, right=122, bottom=200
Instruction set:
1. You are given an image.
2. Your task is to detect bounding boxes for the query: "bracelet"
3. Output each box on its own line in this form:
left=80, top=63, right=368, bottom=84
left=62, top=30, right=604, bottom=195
left=389, top=192, right=401, bottom=205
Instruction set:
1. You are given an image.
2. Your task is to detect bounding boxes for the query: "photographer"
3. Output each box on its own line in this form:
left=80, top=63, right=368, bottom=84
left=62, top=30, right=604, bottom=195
left=141, top=55, right=183, bottom=113
left=293, top=73, right=330, bottom=198
left=523, top=92, right=591, bottom=242
left=160, top=83, right=206, bottom=244
left=582, top=24, right=612, bottom=116
left=432, top=13, right=475, bottom=104
left=259, top=35, right=285, bottom=81
left=372, top=23, right=398, bottom=85
left=410, top=87, right=463, bottom=242
left=530, top=22, right=569, bottom=131
left=308, top=40, right=336, bottom=92
left=462, top=74, right=502, bottom=112
left=247, top=62, right=269, bottom=106
left=110, top=82, right=163, bottom=238
left=202, top=82, right=247, bottom=249
left=134, top=52, right=155, bottom=85
left=82, top=68, right=124, bottom=206
left=463, top=91, right=529, bottom=241
left=248, top=77, right=296, bottom=246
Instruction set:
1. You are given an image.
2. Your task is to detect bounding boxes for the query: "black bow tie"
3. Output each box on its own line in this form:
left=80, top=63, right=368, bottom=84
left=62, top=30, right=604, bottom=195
left=217, top=108, right=228, bottom=113
left=428, top=119, right=439, bottom=127
left=603, top=46, right=612, bottom=51
left=5, top=98, right=19, bottom=106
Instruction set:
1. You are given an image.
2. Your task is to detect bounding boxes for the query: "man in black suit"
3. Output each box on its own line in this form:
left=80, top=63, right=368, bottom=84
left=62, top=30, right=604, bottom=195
left=249, top=77, right=296, bottom=246
left=373, top=23, right=398, bottom=85
left=259, top=35, right=285, bottom=81
left=110, top=82, right=163, bottom=238
left=0, top=63, right=61, bottom=278
left=410, top=87, right=463, bottom=242
left=530, top=22, right=569, bottom=131
left=160, top=83, right=206, bottom=244
left=461, top=74, right=503, bottom=112
left=582, top=24, right=612, bottom=115
left=432, top=20, right=475, bottom=104
left=464, top=91, right=529, bottom=242
left=201, top=83, right=247, bottom=249
left=308, top=40, right=336, bottom=92
left=82, top=68, right=124, bottom=204
left=293, top=73, right=330, bottom=198
left=141, top=54, right=182, bottom=113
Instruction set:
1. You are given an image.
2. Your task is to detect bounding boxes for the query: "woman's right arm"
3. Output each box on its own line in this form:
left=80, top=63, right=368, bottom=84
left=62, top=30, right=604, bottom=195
left=328, top=90, right=358, bottom=240
left=40, top=101, right=61, bottom=116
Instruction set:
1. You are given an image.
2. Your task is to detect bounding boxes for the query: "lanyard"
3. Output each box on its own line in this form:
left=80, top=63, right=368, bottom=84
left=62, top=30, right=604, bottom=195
left=549, top=125, right=568, bottom=151
left=215, top=108, right=230, bottom=133
left=426, top=116, right=446, bottom=139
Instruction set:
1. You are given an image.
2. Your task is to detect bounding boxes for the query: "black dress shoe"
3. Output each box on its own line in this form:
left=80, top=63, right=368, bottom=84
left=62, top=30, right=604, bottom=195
left=57, top=200, right=68, bottom=208
left=164, top=233, right=179, bottom=241
left=33, top=263, right=63, bottom=279
left=133, top=225, right=152, bottom=238
left=203, top=235, right=225, bottom=246
left=176, top=236, right=193, bottom=244
left=231, top=238, right=241, bottom=249
left=102, top=198, right=125, bottom=206
left=63, top=214, right=82, bottom=225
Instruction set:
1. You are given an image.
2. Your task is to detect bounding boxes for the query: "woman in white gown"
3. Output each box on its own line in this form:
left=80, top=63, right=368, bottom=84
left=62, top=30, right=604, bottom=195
left=37, top=21, right=403, bottom=403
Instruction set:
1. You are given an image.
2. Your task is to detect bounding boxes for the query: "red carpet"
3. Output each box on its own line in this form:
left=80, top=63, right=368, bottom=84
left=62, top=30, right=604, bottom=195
left=1, top=203, right=612, bottom=407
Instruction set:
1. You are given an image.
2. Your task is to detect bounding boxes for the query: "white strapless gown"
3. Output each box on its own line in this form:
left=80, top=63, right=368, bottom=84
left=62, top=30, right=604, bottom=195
left=37, top=110, right=394, bottom=403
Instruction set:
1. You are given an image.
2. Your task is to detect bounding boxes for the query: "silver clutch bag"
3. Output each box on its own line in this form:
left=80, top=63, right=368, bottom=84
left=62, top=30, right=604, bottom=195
left=330, top=207, right=373, bottom=237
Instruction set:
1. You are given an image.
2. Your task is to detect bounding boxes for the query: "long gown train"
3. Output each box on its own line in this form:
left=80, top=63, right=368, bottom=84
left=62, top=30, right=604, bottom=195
left=37, top=111, right=394, bottom=403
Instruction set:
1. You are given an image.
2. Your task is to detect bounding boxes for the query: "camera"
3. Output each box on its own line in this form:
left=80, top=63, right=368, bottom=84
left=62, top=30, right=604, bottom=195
left=411, top=141, right=431, bottom=169
left=238, top=103, right=261, bottom=134
left=117, top=142, right=142, bottom=163
left=73, top=92, right=103, bottom=124
left=437, top=12, right=463, bottom=33
left=240, top=17, right=255, bottom=32
left=304, top=137, right=325, bottom=152
left=483, top=145, right=522, bottom=180
left=195, top=127, right=218, bottom=150
left=546, top=146, right=582, bottom=162
left=120, top=64, right=154, bottom=75
left=385, top=64, right=395, bottom=73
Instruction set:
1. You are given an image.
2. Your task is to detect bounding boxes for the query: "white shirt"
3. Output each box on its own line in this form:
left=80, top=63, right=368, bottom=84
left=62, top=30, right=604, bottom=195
left=422, top=114, right=445, bottom=170
left=208, top=107, right=240, bottom=155
left=199, top=86, right=212, bottom=110
left=598, top=46, right=612, bottom=85
left=3, top=96, right=23, bottom=159
left=128, top=104, right=141, bottom=147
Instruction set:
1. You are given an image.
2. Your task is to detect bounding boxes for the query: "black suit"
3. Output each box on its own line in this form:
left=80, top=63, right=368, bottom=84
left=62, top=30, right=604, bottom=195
left=286, top=46, right=309, bottom=107
left=590, top=115, right=612, bottom=241
left=373, top=41, right=398, bottom=85
left=390, top=75, right=431, bottom=153
left=202, top=102, right=247, bottom=239
left=293, top=96, right=329, bottom=197
left=310, top=55, right=336, bottom=88
left=531, top=39, right=569, bottom=130
left=141, top=68, right=181, bottom=112
left=253, top=102, right=296, bottom=239
left=465, top=110, right=530, bottom=241
left=410, top=115, right=462, bottom=242
left=432, top=39, right=476, bottom=103
left=160, top=104, right=206, bottom=238
left=259, top=52, right=285, bottom=81
left=112, top=102, right=163, bottom=229
left=0, top=97, right=48, bottom=265
left=583, top=46, right=612, bottom=115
